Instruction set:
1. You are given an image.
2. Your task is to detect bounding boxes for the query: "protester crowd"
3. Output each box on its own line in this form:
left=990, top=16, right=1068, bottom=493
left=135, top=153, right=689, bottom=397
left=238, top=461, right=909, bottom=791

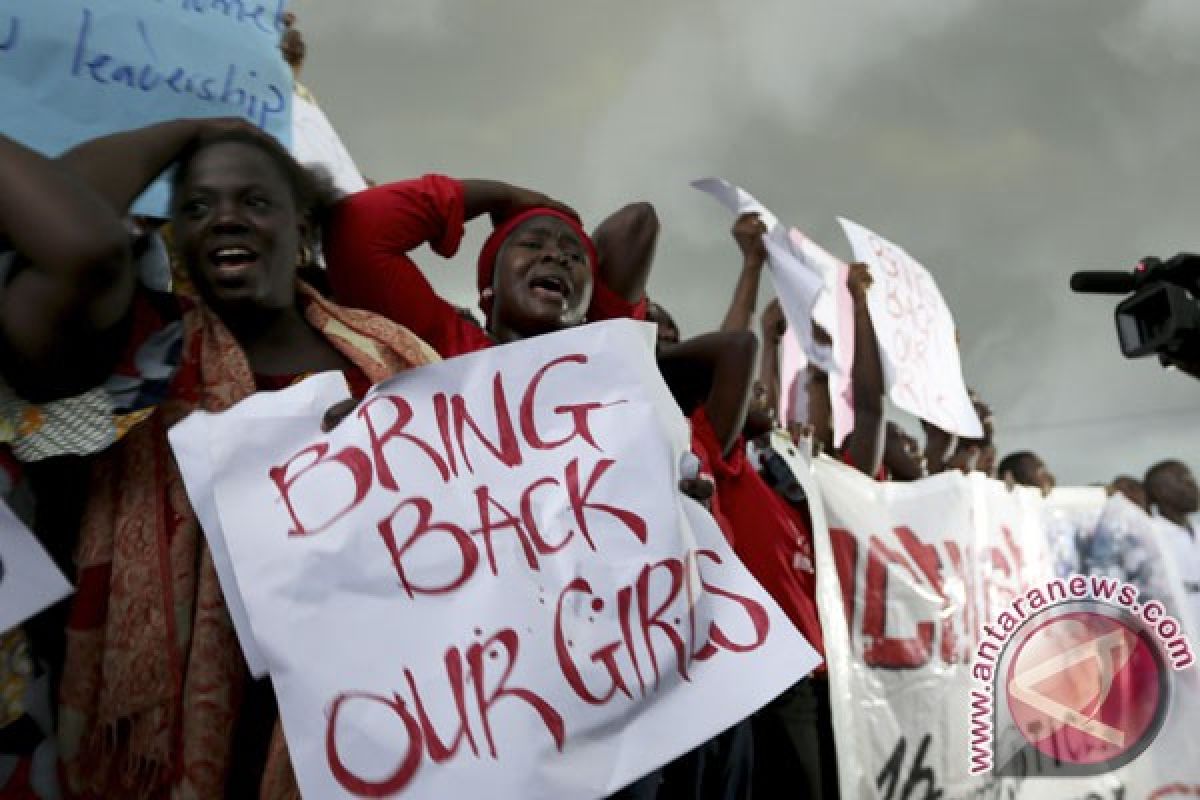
left=1, top=15, right=1197, bottom=800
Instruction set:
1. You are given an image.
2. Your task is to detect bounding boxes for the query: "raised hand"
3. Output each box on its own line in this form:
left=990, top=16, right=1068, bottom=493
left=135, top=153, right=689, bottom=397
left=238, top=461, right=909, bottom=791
left=847, top=261, right=873, bottom=302
left=731, top=212, right=768, bottom=265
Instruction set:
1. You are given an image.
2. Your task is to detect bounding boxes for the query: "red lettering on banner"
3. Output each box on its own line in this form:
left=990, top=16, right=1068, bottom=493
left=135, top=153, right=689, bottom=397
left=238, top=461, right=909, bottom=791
left=894, top=526, right=960, bottom=664
left=694, top=550, right=771, bottom=657
left=943, top=540, right=977, bottom=655
left=521, top=477, right=569, bottom=554
left=452, top=373, right=523, bottom=473
left=326, top=628, right=562, bottom=796
left=358, top=394, right=451, bottom=486
left=471, top=486, right=539, bottom=575
left=326, top=691, right=424, bottom=797
left=833, top=520, right=1035, bottom=669
left=555, top=578, right=631, bottom=705
left=862, top=535, right=934, bottom=669
left=519, top=354, right=623, bottom=451
left=466, top=629, right=565, bottom=758
left=377, top=497, right=478, bottom=598
left=553, top=550, right=770, bottom=706
left=830, top=528, right=860, bottom=627
left=566, top=458, right=648, bottom=548
left=269, top=443, right=373, bottom=537
left=637, top=557, right=690, bottom=687
left=402, top=654, right=479, bottom=763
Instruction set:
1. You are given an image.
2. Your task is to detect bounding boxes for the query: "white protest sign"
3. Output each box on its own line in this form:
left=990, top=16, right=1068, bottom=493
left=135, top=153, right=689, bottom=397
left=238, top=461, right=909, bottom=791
left=171, top=320, right=818, bottom=799
left=292, top=88, right=367, bottom=195
left=169, top=373, right=356, bottom=678
left=801, top=460, right=1200, bottom=799
left=0, top=1, right=293, bottom=216
left=690, top=179, right=839, bottom=374
left=838, top=218, right=982, bottom=438
left=0, top=501, right=72, bottom=634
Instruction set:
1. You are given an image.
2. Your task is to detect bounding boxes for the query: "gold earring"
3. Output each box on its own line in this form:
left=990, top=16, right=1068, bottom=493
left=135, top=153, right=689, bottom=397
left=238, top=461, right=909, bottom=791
left=297, top=243, right=313, bottom=267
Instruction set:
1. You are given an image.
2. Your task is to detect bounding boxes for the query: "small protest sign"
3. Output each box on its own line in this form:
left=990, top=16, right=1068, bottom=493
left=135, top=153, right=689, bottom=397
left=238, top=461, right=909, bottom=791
left=838, top=218, right=982, bottom=438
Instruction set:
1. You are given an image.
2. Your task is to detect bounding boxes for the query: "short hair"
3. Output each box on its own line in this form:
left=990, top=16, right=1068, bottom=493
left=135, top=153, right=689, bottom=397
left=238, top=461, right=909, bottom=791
left=170, top=128, right=340, bottom=231
left=1145, top=459, right=1187, bottom=487
left=997, top=451, right=1038, bottom=480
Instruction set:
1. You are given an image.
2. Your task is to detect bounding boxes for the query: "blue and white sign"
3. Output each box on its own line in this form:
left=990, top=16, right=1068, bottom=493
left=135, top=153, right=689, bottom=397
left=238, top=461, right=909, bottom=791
left=0, top=0, right=293, bottom=216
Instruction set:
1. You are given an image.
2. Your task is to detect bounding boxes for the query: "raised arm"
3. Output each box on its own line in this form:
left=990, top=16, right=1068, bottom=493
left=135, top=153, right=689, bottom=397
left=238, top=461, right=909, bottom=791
left=758, top=297, right=786, bottom=420
left=56, top=118, right=217, bottom=215
left=0, top=134, right=132, bottom=400
left=658, top=331, right=759, bottom=458
left=840, top=263, right=886, bottom=477
left=590, top=201, right=659, bottom=305
left=720, top=212, right=769, bottom=333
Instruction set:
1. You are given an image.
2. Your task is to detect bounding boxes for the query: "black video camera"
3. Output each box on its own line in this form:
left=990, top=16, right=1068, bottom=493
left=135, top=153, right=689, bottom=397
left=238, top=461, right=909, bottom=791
left=1070, top=254, right=1200, bottom=370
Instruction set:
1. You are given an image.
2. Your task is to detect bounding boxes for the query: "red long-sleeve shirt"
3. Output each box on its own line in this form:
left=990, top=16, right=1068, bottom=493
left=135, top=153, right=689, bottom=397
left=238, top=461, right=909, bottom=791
left=324, top=175, right=643, bottom=359
left=691, top=407, right=826, bottom=660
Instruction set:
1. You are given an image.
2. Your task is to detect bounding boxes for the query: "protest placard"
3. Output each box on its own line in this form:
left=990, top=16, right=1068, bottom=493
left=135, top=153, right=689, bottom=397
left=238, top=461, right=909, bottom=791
left=0, top=0, right=293, bottom=216
left=800, top=458, right=1200, bottom=798
left=171, top=320, right=819, bottom=799
left=838, top=218, right=983, bottom=439
left=0, top=501, right=72, bottom=635
left=690, top=178, right=856, bottom=443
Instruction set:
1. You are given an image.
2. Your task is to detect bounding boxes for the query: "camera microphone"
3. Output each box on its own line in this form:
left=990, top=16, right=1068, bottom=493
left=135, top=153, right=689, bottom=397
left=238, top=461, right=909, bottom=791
left=1069, top=271, right=1138, bottom=294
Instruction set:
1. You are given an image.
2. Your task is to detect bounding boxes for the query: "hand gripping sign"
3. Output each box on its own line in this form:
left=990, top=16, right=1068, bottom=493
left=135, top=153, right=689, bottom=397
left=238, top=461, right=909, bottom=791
left=690, top=178, right=857, bottom=444
left=170, top=320, right=818, bottom=800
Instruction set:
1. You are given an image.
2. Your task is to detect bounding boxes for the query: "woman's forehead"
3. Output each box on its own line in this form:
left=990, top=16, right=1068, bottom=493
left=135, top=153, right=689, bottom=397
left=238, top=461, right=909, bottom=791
left=510, top=215, right=581, bottom=243
left=184, top=142, right=286, bottom=190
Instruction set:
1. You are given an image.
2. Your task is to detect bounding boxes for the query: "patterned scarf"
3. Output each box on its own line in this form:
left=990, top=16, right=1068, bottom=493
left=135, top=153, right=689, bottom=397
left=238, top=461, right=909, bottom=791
left=55, top=283, right=438, bottom=799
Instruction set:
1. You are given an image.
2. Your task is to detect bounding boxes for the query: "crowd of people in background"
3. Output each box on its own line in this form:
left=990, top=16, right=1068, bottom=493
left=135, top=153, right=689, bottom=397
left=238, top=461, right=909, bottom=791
left=1, top=14, right=1197, bottom=800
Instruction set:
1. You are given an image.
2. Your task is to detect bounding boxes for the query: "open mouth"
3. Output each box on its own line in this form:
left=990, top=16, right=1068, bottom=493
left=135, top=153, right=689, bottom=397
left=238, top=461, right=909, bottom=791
left=208, top=246, right=260, bottom=281
left=529, top=273, right=571, bottom=301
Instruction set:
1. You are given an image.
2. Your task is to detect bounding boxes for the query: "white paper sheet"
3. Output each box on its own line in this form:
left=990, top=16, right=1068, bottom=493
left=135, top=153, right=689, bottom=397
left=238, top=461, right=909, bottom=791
left=839, top=218, right=982, bottom=438
left=168, top=371, right=354, bottom=678
left=0, top=501, right=71, bottom=634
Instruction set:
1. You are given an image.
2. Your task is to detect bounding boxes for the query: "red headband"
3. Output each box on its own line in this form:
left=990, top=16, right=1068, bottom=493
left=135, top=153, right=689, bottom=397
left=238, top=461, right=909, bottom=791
left=476, top=207, right=598, bottom=297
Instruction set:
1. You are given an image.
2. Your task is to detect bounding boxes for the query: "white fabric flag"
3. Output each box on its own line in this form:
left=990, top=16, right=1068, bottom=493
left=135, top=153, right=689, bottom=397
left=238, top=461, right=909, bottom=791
left=171, top=320, right=818, bottom=800
left=838, top=218, right=982, bottom=438
left=0, top=501, right=71, bottom=634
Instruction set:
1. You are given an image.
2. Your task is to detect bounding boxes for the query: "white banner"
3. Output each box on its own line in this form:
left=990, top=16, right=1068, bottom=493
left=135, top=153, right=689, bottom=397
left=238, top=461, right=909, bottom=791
left=0, top=500, right=71, bottom=634
left=171, top=320, right=818, bottom=800
left=838, top=219, right=982, bottom=439
left=804, top=459, right=1200, bottom=799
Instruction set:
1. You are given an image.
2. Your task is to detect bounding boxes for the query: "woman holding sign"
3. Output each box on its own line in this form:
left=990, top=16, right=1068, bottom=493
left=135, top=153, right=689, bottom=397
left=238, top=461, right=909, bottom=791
left=21, top=118, right=439, bottom=799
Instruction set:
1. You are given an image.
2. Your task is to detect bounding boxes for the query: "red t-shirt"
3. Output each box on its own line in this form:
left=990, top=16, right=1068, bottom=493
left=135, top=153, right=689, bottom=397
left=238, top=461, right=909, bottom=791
left=690, top=408, right=825, bottom=659
left=324, top=175, right=644, bottom=359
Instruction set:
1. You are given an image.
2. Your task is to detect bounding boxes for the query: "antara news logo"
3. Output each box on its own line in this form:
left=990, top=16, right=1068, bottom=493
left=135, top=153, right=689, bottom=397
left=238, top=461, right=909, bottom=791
left=968, top=573, right=1194, bottom=778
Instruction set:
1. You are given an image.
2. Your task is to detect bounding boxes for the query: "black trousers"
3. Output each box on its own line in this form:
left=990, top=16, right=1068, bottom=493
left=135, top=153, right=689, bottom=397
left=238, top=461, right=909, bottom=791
left=750, top=676, right=839, bottom=800
left=613, top=718, right=754, bottom=800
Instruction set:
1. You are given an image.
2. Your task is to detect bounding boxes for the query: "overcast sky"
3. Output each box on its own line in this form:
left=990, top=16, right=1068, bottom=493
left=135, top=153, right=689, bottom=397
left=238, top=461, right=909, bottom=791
left=292, top=0, right=1200, bottom=484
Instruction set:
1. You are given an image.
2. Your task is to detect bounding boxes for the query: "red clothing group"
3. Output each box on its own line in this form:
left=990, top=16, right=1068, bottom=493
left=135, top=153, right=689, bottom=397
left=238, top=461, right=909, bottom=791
left=324, top=174, right=642, bottom=360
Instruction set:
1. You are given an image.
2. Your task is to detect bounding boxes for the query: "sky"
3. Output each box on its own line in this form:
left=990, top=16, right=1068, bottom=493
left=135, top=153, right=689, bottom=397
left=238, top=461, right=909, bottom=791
left=291, top=0, right=1200, bottom=485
